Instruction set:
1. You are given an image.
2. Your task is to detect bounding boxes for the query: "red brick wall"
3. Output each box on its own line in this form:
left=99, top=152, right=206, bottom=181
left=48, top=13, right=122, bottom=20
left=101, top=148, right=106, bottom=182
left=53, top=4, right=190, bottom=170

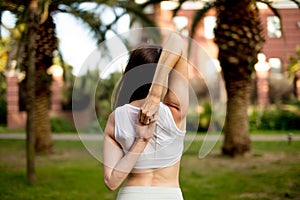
left=260, top=8, right=300, bottom=69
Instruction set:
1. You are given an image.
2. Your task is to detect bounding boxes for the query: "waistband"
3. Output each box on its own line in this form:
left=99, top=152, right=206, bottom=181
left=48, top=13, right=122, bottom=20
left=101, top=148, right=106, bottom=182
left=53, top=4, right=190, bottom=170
left=117, top=186, right=183, bottom=200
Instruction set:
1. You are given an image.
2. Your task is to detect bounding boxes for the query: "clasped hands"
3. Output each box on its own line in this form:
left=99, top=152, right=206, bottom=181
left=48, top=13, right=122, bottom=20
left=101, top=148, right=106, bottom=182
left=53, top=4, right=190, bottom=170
left=135, top=98, right=160, bottom=141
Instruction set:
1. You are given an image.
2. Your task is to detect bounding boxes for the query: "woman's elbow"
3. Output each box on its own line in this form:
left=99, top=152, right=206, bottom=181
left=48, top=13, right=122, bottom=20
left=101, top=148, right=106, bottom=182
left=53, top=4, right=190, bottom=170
left=104, top=178, right=120, bottom=191
left=104, top=178, right=119, bottom=191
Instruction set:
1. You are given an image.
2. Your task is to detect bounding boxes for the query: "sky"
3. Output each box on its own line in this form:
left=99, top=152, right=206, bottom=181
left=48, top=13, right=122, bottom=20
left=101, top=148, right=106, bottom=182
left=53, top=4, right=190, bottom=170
left=53, top=13, right=98, bottom=75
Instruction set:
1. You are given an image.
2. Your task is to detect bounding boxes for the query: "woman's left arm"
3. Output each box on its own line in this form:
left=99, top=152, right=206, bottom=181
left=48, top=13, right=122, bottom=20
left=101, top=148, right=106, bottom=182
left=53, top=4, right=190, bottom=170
left=103, top=112, right=155, bottom=191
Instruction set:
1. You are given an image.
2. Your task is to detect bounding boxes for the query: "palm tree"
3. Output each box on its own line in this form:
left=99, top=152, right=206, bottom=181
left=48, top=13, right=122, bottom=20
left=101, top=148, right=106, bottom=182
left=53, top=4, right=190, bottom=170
left=213, top=0, right=265, bottom=156
left=24, top=0, right=39, bottom=184
left=31, top=10, right=57, bottom=153
left=1, top=0, right=157, bottom=153
left=184, top=0, right=299, bottom=156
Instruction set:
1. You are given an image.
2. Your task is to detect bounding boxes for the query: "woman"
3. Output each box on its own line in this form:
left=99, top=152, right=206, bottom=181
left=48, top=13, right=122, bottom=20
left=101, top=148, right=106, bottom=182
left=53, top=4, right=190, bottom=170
left=103, top=33, right=189, bottom=200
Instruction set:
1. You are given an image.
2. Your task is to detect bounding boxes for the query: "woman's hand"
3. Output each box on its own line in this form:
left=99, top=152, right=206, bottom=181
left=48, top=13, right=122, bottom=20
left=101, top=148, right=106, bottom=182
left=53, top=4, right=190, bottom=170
left=135, top=118, right=156, bottom=142
left=138, top=97, right=160, bottom=125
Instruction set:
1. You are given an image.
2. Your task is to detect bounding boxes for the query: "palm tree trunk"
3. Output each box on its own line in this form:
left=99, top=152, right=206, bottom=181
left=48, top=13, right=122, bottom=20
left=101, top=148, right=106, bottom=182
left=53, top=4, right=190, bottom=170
left=34, top=66, right=53, bottom=153
left=25, top=0, right=39, bottom=184
left=222, top=76, right=252, bottom=156
left=214, top=0, right=265, bottom=156
left=34, top=15, right=57, bottom=153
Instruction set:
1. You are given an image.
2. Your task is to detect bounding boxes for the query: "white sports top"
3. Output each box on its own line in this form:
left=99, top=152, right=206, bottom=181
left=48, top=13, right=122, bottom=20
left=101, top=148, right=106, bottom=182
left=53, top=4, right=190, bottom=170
left=114, top=102, right=186, bottom=169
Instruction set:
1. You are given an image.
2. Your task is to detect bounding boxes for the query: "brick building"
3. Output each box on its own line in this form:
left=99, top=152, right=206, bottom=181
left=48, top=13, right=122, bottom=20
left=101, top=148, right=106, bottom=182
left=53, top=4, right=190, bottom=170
left=151, top=0, right=300, bottom=69
left=151, top=0, right=300, bottom=106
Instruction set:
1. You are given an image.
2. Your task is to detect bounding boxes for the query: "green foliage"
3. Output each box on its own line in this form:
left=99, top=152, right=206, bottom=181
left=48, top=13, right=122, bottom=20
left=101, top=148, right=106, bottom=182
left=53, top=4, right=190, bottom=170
left=0, top=73, right=6, bottom=125
left=50, top=116, right=76, bottom=133
left=260, top=109, right=300, bottom=130
left=248, top=107, right=260, bottom=131
left=0, top=37, right=10, bottom=72
left=187, top=101, right=212, bottom=133
left=249, top=105, right=300, bottom=131
left=0, top=38, right=8, bottom=125
left=287, top=46, right=300, bottom=78
left=72, top=70, right=121, bottom=133
left=198, top=101, right=212, bottom=132
left=96, top=72, right=121, bottom=125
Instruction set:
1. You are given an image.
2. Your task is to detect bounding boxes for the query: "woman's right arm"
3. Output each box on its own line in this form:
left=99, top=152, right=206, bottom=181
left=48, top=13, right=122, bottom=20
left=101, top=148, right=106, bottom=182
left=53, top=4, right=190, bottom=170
left=139, top=33, right=189, bottom=126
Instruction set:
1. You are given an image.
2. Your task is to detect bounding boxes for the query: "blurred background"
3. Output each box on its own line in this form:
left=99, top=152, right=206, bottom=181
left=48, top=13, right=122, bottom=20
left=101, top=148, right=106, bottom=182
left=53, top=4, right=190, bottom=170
left=0, top=0, right=299, bottom=199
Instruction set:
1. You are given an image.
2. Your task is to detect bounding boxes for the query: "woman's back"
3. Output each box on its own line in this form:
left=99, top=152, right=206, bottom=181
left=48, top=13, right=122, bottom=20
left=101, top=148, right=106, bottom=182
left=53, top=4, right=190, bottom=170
left=114, top=102, right=185, bottom=170
left=114, top=100, right=185, bottom=189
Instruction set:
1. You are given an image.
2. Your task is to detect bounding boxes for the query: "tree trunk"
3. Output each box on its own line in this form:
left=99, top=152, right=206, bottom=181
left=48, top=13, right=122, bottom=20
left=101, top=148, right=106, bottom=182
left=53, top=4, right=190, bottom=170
left=34, top=15, right=57, bottom=153
left=222, top=77, right=252, bottom=156
left=34, top=66, right=53, bottom=153
left=25, top=0, right=39, bottom=184
left=214, top=0, right=265, bottom=157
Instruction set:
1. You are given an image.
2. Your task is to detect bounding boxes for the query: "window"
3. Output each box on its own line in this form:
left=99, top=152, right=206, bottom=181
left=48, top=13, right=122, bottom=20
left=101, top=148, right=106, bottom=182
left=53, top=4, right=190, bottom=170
left=269, top=58, right=282, bottom=75
left=204, top=16, right=216, bottom=39
left=267, top=16, right=281, bottom=38
left=173, top=16, right=189, bottom=36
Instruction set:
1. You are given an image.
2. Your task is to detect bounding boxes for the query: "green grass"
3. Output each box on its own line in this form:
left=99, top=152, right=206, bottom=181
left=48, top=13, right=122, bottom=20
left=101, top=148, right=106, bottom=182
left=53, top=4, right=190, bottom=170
left=0, top=126, right=25, bottom=133
left=0, top=139, right=299, bottom=200
left=181, top=141, right=300, bottom=200
left=249, top=130, right=300, bottom=135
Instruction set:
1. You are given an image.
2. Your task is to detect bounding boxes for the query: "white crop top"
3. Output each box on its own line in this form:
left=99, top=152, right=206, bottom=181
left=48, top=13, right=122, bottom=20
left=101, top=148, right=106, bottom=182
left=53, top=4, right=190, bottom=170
left=114, top=102, right=186, bottom=169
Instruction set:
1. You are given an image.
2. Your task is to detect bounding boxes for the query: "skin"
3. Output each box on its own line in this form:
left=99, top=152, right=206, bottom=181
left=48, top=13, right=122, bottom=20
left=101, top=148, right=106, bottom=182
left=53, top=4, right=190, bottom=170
left=103, top=33, right=189, bottom=191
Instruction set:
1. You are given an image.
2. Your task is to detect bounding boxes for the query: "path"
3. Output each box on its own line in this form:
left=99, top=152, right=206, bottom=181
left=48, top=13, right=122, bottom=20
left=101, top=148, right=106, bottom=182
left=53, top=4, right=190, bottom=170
left=0, top=133, right=299, bottom=141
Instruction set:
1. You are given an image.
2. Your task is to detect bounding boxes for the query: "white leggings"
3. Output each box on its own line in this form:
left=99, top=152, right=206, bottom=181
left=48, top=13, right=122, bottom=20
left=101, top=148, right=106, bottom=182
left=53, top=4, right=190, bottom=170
left=117, top=186, right=184, bottom=200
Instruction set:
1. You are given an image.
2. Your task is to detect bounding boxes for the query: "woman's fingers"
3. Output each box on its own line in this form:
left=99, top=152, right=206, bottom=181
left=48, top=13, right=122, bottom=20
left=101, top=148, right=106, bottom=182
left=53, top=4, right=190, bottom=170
left=138, top=98, right=160, bottom=125
left=139, top=112, right=152, bottom=125
left=139, top=110, right=150, bottom=125
left=139, top=105, right=158, bottom=125
left=138, top=110, right=145, bottom=124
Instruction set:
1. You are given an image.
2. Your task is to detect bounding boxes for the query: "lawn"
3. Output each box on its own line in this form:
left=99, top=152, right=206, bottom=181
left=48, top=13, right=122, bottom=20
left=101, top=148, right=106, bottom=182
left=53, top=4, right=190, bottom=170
left=0, top=139, right=299, bottom=200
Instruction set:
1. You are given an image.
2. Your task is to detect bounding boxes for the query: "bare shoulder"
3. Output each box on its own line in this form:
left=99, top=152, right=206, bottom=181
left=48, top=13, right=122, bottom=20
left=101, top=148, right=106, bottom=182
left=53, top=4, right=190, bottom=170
left=104, top=111, right=115, bottom=138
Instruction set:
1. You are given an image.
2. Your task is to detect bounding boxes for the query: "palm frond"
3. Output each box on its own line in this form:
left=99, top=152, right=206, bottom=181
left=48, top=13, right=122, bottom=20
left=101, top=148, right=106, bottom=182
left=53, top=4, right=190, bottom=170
left=118, top=1, right=157, bottom=27
left=140, top=0, right=164, bottom=8
left=257, top=0, right=282, bottom=18
left=118, top=1, right=161, bottom=43
left=39, top=0, right=51, bottom=23
left=172, top=0, right=187, bottom=17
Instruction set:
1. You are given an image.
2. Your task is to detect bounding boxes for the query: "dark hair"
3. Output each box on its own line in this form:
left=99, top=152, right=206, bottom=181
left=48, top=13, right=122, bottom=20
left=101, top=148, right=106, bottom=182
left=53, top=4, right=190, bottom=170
left=113, top=45, right=162, bottom=108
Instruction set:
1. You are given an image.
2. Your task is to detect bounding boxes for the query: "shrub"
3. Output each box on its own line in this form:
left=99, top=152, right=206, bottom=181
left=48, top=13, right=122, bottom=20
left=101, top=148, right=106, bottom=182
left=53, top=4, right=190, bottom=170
left=187, top=101, right=213, bottom=133
left=51, top=116, right=76, bottom=133
left=259, top=109, right=300, bottom=130
left=248, top=107, right=260, bottom=131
